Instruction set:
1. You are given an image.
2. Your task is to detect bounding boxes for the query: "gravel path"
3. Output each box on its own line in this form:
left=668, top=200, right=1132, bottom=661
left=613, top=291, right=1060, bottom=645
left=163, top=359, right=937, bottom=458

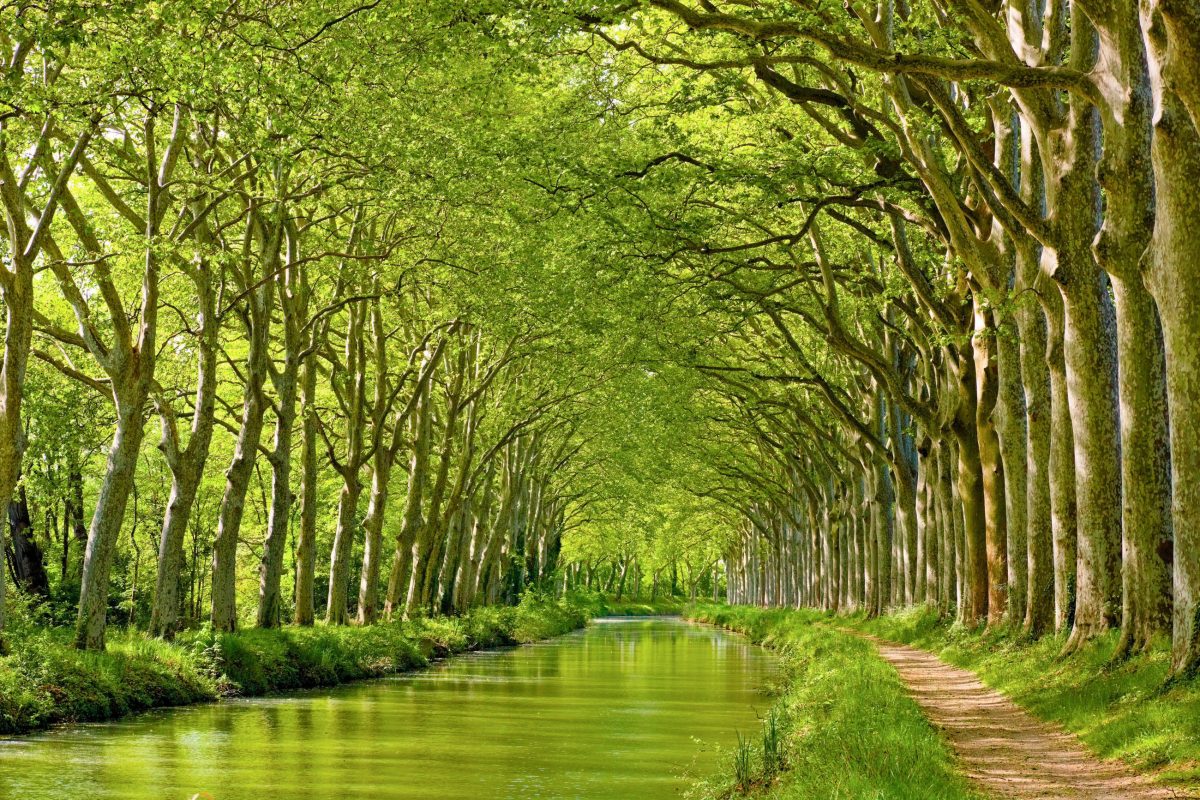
left=866, top=636, right=1184, bottom=799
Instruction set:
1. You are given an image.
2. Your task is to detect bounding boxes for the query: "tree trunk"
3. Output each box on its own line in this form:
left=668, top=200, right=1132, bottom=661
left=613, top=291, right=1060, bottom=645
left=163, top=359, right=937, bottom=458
left=1017, top=298, right=1055, bottom=636
left=257, top=356, right=298, bottom=628
left=211, top=280, right=273, bottom=632
left=327, top=302, right=367, bottom=626
left=76, top=392, right=147, bottom=649
left=1110, top=275, right=1173, bottom=657
left=1046, top=303, right=1079, bottom=633
left=1058, top=265, right=1123, bottom=648
left=7, top=484, right=49, bottom=598
left=996, top=317, right=1028, bottom=625
left=149, top=460, right=204, bottom=638
left=975, top=306, right=1009, bottom=625
left=384, top=366, right=433, bottom=619
left=357, top=455, right=391, bottom=625
left=1140, top=9, right=1200, bottom=673
left=150, top=259, right=217, bottom=639
left=951, top=353, right=989, bottom=625
left=293, top=354, right=320, bottom=626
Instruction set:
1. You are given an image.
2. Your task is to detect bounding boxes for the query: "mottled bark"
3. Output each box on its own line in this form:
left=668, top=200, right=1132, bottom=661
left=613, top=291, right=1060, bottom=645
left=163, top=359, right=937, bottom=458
left=293, top=353, right=320, bottom=626
left=1017, top=298, right=1055, bottom=637
left=327, top=302, right=367, bottom=625
left=996, top=318, right=1028, bottom=625
left=1058, top=260, right=1123, bottom=647
left=383, top=361, right=433, bottom=619
left=1141, top=0, right=1200, bottom=675
left=1046, top=306, right=1079, bottom=633
left=211, top=256, right=275, bottom=632
left=975, top=305, right=1009, bottom=625
left=951, top=350, right=989, bottom=625
left=76, top=393, right=149, bottom=649
left=258, top=225, right=311, bottom=629
left=1111, top=275, right=1173, bottom=657
left=150, top=251, right=217, bottom=638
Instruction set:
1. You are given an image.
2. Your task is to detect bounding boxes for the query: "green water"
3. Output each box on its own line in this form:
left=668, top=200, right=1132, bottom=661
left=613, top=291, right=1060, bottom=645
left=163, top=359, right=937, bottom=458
left=0, top=617, right=777, bottom=799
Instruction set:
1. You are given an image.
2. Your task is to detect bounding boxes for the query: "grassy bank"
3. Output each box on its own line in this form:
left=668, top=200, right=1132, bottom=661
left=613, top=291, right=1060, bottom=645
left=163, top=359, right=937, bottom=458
left=686, top=605, right=980, bottom=800
left=845, top=605, right=1200, bottom=787
left=0, top=593, right=586, bottom=737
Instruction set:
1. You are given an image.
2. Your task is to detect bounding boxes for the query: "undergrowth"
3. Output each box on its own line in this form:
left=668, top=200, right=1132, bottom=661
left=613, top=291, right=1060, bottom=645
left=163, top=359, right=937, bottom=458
left=0, top=591, right=586, bottom=736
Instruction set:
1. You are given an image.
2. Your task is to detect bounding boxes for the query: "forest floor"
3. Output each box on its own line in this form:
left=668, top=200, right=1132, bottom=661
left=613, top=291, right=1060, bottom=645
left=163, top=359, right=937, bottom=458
left=0, top=592, right=599, bottom=737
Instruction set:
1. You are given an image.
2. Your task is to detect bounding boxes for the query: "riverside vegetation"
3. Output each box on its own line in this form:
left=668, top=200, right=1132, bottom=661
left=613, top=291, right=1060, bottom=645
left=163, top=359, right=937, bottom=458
left=0, top=592, right=593, bottom=736
left=1, top=0, right=1200, bottom=797
left=690, top=604, right=1200, bottom=798
left=688, top=605, right=980, bottom=800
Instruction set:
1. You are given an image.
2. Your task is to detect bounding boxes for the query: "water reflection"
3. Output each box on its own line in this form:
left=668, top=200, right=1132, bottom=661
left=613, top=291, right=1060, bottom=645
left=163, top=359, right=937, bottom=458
left=0, top=617, right=776, bottom=800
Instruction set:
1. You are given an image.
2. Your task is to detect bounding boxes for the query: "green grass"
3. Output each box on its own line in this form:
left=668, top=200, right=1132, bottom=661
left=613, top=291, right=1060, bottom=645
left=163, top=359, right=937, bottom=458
left=0, top=592, right=587, bottom=736
left=839, top=605, right=1200, bottom=787
left=686, top=605, right=981, bottom=800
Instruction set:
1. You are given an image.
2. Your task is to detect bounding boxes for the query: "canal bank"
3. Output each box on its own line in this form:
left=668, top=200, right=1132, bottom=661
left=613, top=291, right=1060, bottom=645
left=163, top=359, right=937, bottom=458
left=1, top=615, right=775, bottom=799
left=686, top=605, right=978, bottom=800
left=0, top=594, right=591, bottom=737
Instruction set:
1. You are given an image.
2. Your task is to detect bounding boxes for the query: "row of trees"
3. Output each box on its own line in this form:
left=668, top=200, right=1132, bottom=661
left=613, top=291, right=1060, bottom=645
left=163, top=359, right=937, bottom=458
left=569, top=0, right=1200, bottom=676
left=0, top=2, right=620, bottom=651
left=10, top=0, right=1195, bottom=683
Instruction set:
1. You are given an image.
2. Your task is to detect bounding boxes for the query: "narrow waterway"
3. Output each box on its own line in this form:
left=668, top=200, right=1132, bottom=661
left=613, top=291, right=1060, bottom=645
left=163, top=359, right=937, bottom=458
left=0, top=617, right=776, bottom=799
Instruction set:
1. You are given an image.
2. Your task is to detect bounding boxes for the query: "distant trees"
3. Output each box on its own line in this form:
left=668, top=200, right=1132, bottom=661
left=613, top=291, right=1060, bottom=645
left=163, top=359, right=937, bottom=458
left=584, top=0, right=1200, bottom=675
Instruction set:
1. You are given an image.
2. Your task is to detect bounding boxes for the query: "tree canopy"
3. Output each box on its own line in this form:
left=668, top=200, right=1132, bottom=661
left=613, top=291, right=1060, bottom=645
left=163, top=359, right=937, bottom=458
left=1, top=0, right=1198, bottom=678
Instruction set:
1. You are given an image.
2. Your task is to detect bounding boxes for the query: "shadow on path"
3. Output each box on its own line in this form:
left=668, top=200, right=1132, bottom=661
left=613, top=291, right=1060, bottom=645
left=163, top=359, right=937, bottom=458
left=864, top=635, right=1186, bottom=800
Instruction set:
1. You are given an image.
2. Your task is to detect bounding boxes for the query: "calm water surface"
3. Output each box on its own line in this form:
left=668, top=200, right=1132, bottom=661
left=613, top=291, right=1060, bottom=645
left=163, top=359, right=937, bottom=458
left=0, top=617, right=776, bottom=800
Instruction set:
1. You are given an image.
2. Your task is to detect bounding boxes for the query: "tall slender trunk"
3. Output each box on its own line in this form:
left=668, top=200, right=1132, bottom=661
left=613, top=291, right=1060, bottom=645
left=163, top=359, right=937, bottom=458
left=996, top=317, right=1028, bottom=625
left=76, top=390, right=148, bottom=649
left=384, top=367, right=433, bottom=619
left=327, top=302, right=367, bottom=625
left=293, top=354, right=320, bottom=626
left=975, top=306, right=1009, bottom=625
left=150, top=459, right=205, bottom=638
left=357, top=458, right=391, bottom=624
left=211, top=277, right=274, bottom=632
left=1017, top=299, right=1055, bottom=636
left=258, top=229, right=307, bottom=628
left=455, top=464, right=494, bottom=610
left=150, top=257, right=217, bottom=638
left=1058, top=262, right=1123, bottom=647
left=951, top=350, right=989, bottom=625
left=257, top=353, right=298, bottom=628
left=1110, top=276, right=1173, bottom=656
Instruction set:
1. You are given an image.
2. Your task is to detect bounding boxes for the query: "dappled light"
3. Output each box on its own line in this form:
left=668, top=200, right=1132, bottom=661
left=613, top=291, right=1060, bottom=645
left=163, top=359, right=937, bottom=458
left=0, top=1, right=1198, bottom=798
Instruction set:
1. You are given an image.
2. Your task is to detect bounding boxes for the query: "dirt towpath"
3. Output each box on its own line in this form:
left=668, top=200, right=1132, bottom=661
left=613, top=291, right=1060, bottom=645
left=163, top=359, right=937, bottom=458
left=866, top=636, right=1183, bottom=800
